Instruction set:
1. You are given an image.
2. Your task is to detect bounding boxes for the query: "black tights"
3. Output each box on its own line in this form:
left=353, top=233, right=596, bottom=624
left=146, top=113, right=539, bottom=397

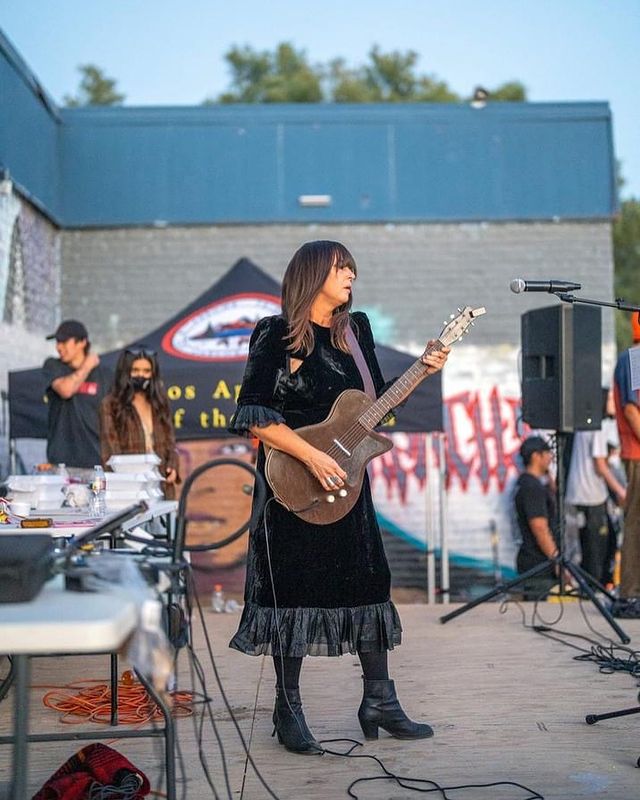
left=273, top=650, right=389, bottom=690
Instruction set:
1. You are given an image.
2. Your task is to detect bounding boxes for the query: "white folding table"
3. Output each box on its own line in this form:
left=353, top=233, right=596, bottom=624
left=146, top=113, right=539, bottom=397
left=0, top=578, right=176, bottom=800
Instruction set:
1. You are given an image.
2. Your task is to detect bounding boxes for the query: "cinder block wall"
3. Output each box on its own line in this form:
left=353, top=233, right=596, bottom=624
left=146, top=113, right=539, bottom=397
left=61, top=221, right=614, bottom=354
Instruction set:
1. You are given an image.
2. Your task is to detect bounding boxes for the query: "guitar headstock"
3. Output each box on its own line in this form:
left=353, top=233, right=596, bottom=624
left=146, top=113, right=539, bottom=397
left=438, top=306, right=486, bottom=347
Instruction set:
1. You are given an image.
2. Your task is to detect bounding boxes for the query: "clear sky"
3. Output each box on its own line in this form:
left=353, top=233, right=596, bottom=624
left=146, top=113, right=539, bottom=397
left=3, top=0, right=639, bottom=198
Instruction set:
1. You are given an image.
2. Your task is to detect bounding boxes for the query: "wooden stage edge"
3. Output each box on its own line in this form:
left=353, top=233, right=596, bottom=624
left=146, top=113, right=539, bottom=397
left=1, top=601, right=639, bottom=799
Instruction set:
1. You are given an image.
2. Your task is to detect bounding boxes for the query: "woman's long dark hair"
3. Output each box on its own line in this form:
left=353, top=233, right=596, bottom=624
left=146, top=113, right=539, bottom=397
left=110, top=348, right=174, bottom=445
left=281, top=240, right=357, bottom=355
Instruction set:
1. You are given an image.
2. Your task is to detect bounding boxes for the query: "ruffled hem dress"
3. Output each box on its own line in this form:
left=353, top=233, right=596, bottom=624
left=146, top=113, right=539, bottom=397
left=228, top=312, right=402, bottom=657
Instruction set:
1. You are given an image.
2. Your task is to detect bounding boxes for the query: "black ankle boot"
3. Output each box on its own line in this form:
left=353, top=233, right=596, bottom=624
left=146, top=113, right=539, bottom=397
left=272, top=688, right=322, bottom=755
left=358, top=678, right=434, bottom=740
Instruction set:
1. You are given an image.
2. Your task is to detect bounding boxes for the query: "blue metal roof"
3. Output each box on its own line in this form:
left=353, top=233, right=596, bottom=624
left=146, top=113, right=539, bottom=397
left=0, top=29, right=61, bottom=216
left=1, top=28, right=618, bottom=227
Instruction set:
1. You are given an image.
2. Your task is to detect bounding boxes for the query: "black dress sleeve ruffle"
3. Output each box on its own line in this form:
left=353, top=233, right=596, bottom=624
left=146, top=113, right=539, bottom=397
left=228, top=316, right=288, bottom=437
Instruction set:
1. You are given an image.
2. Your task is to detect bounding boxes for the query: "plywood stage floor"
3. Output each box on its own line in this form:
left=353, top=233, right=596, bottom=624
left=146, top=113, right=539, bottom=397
left=1, top=600, right=639, bottom=799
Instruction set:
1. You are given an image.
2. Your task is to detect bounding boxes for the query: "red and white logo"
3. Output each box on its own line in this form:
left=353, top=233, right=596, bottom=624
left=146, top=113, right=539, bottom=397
left=161, top=293, right=281, bottom=362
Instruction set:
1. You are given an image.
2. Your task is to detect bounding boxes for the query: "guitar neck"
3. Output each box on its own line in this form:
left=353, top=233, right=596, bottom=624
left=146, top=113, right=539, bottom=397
left=358, top=339, right=444, bottom=431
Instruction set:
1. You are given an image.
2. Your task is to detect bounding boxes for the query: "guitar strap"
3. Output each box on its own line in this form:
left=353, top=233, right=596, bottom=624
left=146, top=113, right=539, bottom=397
left=345, top=324, right=377, bottom=401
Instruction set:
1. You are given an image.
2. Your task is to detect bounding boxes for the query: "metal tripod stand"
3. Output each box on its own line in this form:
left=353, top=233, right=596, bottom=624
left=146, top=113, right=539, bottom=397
left=439, top=433, right=630, bottom=644
left=586, top=700, right=640, bottom=767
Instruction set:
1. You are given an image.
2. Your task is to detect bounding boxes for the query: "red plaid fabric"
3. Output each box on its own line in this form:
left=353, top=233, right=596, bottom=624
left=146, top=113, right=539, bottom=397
left=32, top=743, right=150, bottom=799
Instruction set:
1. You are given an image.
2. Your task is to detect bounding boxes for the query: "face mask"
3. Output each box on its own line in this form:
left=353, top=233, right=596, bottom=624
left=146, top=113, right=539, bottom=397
left=131, top=376, right=150, bottom=392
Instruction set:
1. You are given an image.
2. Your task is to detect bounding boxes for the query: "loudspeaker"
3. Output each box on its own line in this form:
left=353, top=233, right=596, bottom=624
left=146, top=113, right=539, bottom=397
left=521, top=304, right=601, bottom=432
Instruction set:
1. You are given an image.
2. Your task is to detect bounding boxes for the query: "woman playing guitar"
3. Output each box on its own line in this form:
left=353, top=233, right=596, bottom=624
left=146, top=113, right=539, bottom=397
left=228, top=240, right=449, bottom=754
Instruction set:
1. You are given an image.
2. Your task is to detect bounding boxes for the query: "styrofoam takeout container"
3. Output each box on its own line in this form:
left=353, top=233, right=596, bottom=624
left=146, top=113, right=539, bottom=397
left=107, top=454, right=161, bottom=473
left=105, top=473, right=154, bottom=492
left=8, top=475, right=66, bottom=510
left=105, top=486, right=164, bottom=510
left=9, top=500, right=31, bottom=517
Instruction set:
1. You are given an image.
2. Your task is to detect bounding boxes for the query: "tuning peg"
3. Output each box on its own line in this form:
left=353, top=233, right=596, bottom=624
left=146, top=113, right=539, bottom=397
left=457, top=307, right=461, bottom=312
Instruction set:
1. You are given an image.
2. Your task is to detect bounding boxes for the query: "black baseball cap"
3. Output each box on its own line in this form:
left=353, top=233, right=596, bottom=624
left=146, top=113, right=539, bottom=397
left=46, top=320, right=88, bottom=342
left=519, top=435, right=552, bottom=462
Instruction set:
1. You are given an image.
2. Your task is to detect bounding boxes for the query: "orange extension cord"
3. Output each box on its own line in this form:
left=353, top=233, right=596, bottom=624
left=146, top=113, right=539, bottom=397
left=38, top=670, right=194, bottom=726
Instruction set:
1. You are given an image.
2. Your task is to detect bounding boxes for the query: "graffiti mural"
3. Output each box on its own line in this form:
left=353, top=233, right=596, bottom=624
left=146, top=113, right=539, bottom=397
left=0, top=187, right=21, bottom=317
left=0, top=188, right=62, bottom=473
left=0, top=190, right=60, bottom=334
left=0, top=190, right=60, bottom=333
left=370, top=381, right=527, bottom=587
left=444, top=386, right=525, bottom=494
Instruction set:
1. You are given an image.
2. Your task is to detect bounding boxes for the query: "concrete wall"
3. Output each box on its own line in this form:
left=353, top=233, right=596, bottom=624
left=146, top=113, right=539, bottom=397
left=61, top=221, right=614, bottom=354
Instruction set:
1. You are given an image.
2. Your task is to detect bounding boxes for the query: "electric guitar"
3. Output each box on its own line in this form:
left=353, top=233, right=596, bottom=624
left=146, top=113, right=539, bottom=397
left=265, top=305, right=486, bottom=525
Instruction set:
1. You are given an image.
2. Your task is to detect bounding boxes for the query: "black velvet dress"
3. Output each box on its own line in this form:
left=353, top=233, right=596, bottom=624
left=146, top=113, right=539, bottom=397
left=228, top=311, right=402, bottom=657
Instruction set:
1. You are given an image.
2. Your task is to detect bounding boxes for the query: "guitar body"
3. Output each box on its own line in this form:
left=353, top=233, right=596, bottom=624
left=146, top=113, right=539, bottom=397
left=265, top=389, right=393, bottom=525
left=263, top=304, right=486, bottom=526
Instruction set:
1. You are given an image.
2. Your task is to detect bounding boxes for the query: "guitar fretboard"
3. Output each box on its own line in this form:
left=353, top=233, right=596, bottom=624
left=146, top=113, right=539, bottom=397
left=358, top=339, right=444, bottom=431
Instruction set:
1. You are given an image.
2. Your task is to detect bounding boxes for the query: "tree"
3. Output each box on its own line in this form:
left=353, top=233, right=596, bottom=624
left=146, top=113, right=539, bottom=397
left=214, top=43, right=322, bottom=103
left=211, top=43, right=526, bottom=105
left=63, top=64, right=125, bottom=107
left=327, top=47, right=460, bottom=103
left=477, top=81, right=527, bottom=102
left=613, top=199, right=640, bottom=350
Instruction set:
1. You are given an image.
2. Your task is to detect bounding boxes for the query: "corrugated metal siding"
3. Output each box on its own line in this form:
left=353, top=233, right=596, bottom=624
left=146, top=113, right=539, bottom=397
left=59, top=103, right=617, bottom=227
left=0, top=32, right=61, bottom=218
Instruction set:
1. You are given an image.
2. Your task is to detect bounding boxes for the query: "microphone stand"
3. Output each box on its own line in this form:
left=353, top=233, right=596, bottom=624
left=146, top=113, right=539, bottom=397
left=554, top=293, right=640, bottom=315
left=440, top=290, right=640, bottom=644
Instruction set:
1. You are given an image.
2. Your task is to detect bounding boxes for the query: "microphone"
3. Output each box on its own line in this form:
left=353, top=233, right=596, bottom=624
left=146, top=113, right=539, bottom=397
left=510, top=278, right=581, bottom=294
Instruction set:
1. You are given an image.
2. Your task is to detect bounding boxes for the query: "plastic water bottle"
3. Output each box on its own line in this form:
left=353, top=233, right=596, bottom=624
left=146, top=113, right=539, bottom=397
left=90, top=465, right=107, bottom=517
left=57, top=463, right=69, bottom=483
left=211, top=584, right=225, bottom=613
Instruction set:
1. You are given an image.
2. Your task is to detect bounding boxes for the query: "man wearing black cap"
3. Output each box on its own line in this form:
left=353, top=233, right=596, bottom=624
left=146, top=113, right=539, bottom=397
left=514, top=435, right=559, bottom=599
left=43, top=320, right=112, bottom=472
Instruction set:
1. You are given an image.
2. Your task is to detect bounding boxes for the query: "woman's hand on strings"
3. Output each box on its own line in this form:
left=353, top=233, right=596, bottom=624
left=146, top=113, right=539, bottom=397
left=304, top=448, right=347, bottom=492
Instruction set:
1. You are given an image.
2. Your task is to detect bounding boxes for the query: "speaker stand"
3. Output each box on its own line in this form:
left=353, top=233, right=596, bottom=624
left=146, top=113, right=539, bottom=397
left=439, top=433, right=630, bottom=644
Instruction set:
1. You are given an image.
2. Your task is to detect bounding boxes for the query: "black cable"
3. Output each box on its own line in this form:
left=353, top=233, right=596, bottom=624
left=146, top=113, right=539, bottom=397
left=174, top=723, right=188, bottom=800
left=500, top=592, right=640, bottom=687
left=263, top=497, right=546, bottom=798
left=317, top=741, right=544, bottom=800
left=175, top=564, right=229, bottom=799
left=239, top=657, right=267, bottom=797
left=263, top=497, right=323, bottom=752
left=186, top=566, right=282, bottom=800
left=0, top=656, right=15, bottom=703
left=175, top=458, right=264, bottom=555
left=184, top=636, right=224, bottom=800
left=576, top=592, right=623, bottom=646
